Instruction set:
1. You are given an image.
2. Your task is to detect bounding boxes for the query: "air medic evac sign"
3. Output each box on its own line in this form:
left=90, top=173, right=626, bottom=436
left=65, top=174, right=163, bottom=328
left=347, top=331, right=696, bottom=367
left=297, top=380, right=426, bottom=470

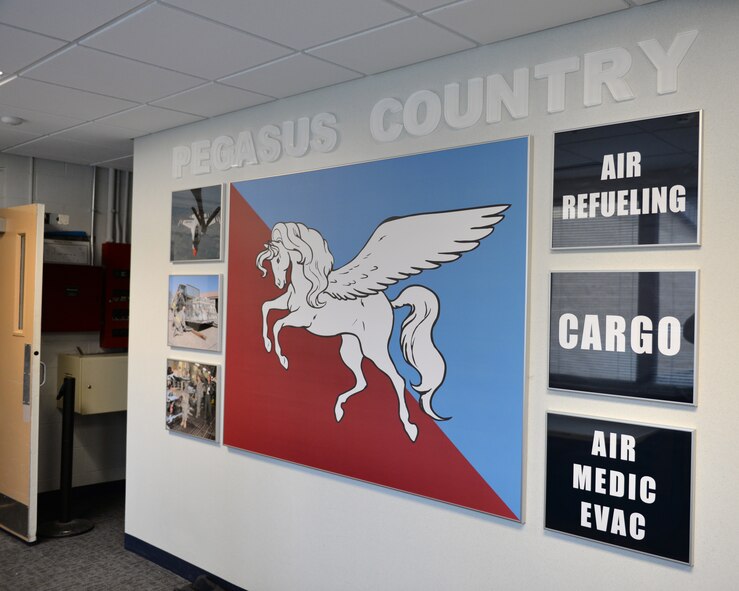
left=545, top=413, right=693, bottom=564
left=551, top=112, right=701, bottom=248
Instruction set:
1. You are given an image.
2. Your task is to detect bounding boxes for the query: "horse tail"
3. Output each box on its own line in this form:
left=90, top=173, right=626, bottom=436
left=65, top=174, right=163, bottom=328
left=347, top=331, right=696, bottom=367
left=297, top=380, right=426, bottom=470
left=390, top=285, right=449, bottom=421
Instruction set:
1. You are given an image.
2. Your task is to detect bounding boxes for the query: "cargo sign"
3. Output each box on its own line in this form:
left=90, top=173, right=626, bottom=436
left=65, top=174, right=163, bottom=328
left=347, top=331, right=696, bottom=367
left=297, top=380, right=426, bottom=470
left=549, top=271, right=697, bottom=404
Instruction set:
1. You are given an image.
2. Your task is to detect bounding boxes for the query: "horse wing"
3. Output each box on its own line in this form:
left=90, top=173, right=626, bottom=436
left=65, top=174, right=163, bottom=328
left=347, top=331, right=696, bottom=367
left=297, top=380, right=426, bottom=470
left=325, top=204, right=509, bottom=300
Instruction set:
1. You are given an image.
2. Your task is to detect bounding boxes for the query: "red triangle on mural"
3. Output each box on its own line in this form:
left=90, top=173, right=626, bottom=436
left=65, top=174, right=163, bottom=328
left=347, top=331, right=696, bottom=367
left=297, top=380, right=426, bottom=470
left=224, top=186, right=516, bottom=520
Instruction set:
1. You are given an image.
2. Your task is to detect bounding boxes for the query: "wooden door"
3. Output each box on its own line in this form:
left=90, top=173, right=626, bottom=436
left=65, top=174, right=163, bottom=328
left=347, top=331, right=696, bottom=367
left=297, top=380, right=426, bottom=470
left=0, top=204, right=44, bottom=542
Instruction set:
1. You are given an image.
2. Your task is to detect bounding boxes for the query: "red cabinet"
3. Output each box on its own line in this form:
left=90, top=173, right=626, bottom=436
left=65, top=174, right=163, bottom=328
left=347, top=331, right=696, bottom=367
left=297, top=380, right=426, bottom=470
left=42, top=264, right=103, bottom=332
left=100, top=243, right=130, bottom=349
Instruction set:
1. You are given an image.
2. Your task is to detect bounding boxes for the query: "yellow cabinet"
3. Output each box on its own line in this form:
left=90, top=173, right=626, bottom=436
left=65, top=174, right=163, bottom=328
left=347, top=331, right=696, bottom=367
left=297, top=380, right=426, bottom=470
left=57, top=353, right=127, bottom=414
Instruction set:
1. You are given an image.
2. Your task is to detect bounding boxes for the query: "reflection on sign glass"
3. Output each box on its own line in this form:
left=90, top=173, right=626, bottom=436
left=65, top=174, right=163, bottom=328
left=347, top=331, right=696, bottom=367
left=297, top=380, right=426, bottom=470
left=549, top=271, right=696, bottom=404
left=552, top=112, right=700, bottom=248
left=546, top=413, right=693, bottom=564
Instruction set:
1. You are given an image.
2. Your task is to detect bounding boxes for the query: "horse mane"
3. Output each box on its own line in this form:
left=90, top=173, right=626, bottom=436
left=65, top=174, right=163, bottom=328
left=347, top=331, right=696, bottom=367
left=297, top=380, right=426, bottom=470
left=260, top=222, right=334, bottom=308
left=256, top=242, right=278, bottom=277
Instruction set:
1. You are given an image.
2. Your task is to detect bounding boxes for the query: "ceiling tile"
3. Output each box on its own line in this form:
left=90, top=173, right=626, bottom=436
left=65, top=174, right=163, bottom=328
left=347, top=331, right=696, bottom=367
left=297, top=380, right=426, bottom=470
left=0, top=0, right=658, bottom=164
left=6, top=134, right=130, bottom=164
left=0, top=78, right=137, bottom=120
left=392, top=0, right=458, bottom=11
left=0, top=24, right=67, bottom=75
left=308, top=17, right=475, bottom=75
left=22, top=46, right=205, bottom=103
left=0, top=0, right=146, bottom=41
left=221, top=54, right=361, bottom=99
left=163, top=0, right=410, bottom=50
left=82, top=4, right=291, bottom=79
left=97, top=105, right=204, bottom=133
left=0, top=126, right=40, bottom=150
left=425, top=0, right=628, bottom=45
left=0, top=104, right=83, bottom=135
left=53, top=122, right=138, bottom=148
left=151, top=83, right=272, bottom=118
left=95, top=155, right=133, bottom=170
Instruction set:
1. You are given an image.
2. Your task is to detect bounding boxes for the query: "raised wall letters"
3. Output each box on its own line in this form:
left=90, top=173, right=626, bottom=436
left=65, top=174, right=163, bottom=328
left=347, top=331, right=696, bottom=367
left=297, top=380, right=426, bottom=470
left=172, top=113, right=338, bottom=178
left=369, top=31, right=698, bottom=143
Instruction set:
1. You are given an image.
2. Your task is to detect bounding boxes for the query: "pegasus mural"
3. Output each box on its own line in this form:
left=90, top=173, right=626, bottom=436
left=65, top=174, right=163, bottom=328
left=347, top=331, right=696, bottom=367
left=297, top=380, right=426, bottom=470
left=256, top=205, right=509, bottom=441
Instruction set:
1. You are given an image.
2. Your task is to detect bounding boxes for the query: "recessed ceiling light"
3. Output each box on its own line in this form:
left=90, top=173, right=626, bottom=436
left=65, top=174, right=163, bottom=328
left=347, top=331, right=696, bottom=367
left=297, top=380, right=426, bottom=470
left=0, top=115, right=25, bottom=126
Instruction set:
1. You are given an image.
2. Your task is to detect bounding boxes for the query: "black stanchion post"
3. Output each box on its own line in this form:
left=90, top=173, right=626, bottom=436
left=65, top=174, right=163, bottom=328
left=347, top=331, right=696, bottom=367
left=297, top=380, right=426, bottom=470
left=59, top=375, right=74, bottom=523
left=38, top=376, right=94, bottom=538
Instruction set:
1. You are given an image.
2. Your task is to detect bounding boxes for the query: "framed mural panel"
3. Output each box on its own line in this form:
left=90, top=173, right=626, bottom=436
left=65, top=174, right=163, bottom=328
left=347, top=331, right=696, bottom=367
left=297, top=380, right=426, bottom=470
left=170, top=184, right=224, bottom=262
left=166, top=359, right=219, bottom=442
left=551, top=111, right=701, bottom=249
left=224, top=138, right=529, bottom=520
left=167, top=274, right=222, bottom=352
left=545, top=412, right=694, bottom=565
left=549, top=271, right=697, bottom=404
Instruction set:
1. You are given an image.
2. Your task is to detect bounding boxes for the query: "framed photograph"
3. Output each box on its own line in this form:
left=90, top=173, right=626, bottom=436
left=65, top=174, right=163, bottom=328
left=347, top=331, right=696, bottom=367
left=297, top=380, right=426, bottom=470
left=170, top=185, right=224, bottom=262
left=549, top=271, right=697, bottom=404
left=167, top=274, right=222, bottom=352
left=551, top=111, right=701, bottom=249
left=545, top=412, right=694, bottom=565
left=223, top=138, right=529, bottom=521
left=166, top=359, right=219, bottom=442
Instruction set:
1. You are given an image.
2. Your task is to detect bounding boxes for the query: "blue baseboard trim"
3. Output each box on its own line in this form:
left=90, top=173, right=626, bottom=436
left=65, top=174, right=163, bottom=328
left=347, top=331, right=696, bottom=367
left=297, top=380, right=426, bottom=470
left=124, top=533, right=247, bottom=591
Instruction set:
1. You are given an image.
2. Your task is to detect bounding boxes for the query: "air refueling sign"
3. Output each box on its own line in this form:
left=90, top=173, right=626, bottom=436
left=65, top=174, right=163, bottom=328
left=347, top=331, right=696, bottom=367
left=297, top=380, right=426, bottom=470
left=545, top=413, right=693, bottom=564
left=549, top=271, right=697, bottom=404
left=552, top=112, right=700, bottom=248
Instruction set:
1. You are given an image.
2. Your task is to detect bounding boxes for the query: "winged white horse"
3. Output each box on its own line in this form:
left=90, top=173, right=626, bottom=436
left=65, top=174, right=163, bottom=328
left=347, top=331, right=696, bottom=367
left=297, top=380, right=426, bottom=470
left=257, top=205, right=509, bottom=442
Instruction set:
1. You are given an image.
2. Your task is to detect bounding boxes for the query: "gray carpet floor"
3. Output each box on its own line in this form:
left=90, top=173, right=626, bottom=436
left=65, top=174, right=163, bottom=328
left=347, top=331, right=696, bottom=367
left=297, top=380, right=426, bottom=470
left=0, top=483, right=189, bottom=591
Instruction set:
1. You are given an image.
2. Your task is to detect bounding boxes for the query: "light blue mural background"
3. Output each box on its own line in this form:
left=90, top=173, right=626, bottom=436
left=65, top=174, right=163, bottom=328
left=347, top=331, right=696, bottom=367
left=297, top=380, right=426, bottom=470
left=233, top=138, right=528, bottom=517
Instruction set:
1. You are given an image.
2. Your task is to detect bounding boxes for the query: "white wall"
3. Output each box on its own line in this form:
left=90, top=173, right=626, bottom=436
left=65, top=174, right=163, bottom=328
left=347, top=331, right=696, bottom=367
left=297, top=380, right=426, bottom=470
left=126, top=1, right=739, bottom=589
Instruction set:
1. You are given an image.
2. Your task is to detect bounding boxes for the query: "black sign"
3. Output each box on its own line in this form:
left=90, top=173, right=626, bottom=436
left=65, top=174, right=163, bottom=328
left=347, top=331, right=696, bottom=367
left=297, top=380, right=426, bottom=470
left=546, top=413, right=693, bottom=564
left=549, top=271, right=696, bottom=404
left=552, top=112, right=700, bottom=248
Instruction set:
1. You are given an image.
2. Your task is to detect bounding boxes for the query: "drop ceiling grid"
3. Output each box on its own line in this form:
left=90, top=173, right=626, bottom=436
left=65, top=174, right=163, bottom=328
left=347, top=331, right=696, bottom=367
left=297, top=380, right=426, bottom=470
left=0, top=0, right=150, bottom=42
left=0, top=78, right=139, bottom=121
left=150, top=83, right=274, bottom=118
left=219, top=54, right=362, bottom=100
left=159, top=0, right=415, bottom=50
left=80, top=3, right=294, bottom=80
left=423, top=0, right=631, bottom=45
left=0, top=0, right=660, bottom=168
left=0, top=23, right=67, bottom=74
left=21, top=45, right=208, bottom=103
